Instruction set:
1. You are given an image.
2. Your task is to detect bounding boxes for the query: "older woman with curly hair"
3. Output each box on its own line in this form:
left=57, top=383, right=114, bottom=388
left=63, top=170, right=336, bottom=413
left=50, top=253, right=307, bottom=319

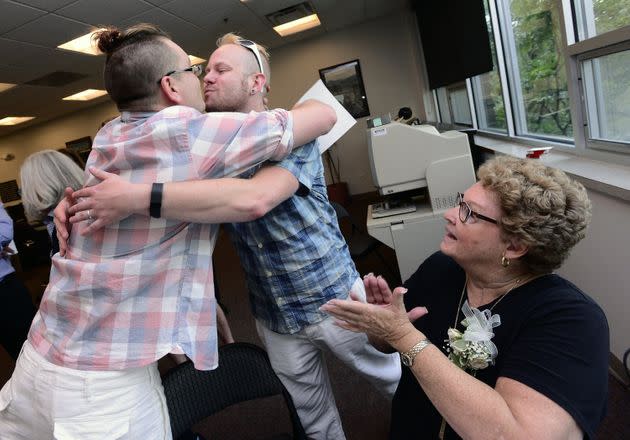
left=322, top=156, right=608, bottom=439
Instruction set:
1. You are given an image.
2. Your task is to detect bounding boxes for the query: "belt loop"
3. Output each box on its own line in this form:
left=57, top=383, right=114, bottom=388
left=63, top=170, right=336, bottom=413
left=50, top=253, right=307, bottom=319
left=84, top=376, right=92, bottom=403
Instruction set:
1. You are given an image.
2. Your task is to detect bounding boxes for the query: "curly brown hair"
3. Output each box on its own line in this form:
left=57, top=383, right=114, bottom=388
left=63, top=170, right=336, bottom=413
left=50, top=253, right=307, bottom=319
left=477, top=155, right=592, bottom=274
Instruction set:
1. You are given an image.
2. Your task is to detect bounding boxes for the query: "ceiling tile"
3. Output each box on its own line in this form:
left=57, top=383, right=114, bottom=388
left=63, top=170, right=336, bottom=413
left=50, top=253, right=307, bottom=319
left=12, top=0, right=80, bottom=12
left=56, top=0, right=154, bottom=25
left=242, top=0, right=312, bottom=16
left=0, top=0, right=46, bottom=34
left=142, top=0, right=172, bottom=5
left=0, top=63, right=41, bottom=83
left=0, top=38, right=62, bottom=68
left=4, top=14, right=93, bottom=48
left=160, top=0, right=235, bottom=25
left=0, top=38, right=103, bottom=76
left=121, top=8, right=200, bottom=39
left=201, top=6, right=268, bottom=36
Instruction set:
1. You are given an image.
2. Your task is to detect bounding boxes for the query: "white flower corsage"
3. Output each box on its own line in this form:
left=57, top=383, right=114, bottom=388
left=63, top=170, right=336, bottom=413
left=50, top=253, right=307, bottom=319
left=446, top=300, right=501, bottom=372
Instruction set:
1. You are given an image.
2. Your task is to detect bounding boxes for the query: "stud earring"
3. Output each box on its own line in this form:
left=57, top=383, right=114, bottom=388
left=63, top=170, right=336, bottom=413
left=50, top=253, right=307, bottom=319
left=501, top=255, right=510, bottom=267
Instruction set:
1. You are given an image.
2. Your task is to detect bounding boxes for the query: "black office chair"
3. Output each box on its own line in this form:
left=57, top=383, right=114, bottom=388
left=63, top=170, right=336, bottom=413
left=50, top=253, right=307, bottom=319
left=331, top=201, right=397, bottom=281
left=162, top=342, right=306, bottom=440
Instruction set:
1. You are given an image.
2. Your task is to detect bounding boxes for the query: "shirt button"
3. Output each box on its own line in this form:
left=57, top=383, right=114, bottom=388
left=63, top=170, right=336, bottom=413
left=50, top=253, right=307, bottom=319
left=266, top=271, right=272, bottom=277
left=257, top=243, right=263, bottom=248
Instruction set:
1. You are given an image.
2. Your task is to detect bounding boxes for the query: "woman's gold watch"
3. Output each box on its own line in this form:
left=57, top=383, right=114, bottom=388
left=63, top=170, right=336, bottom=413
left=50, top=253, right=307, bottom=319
left=400, top=338, right=431, bottom=367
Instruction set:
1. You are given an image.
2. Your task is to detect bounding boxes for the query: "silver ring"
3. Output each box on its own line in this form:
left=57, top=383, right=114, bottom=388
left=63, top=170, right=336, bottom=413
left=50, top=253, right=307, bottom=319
left=87, top=210, right=92, bottom=221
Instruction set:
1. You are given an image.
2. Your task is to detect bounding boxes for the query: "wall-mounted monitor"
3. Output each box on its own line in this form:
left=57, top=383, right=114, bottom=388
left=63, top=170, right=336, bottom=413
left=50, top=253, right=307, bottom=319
left=414, top=0, right=493, bottom=89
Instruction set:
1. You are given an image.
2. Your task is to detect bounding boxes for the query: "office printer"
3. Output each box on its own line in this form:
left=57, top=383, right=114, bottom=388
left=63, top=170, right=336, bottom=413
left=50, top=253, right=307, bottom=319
left=366, top=122, right=476, bottom=281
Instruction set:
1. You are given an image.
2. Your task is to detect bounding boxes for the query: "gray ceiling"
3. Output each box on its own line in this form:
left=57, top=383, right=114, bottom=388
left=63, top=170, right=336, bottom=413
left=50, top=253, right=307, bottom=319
left=0, top=0, right=409, bottom=136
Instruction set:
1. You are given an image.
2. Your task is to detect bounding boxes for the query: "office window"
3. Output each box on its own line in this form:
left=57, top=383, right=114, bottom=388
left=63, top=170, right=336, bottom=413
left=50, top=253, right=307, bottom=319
left=471, top=0, right=507, bottom=133
left=435, top=88, right=452, bottom=125
left=429, top=0, right=630, bottom=160
left=579, top=45, right=630, bottom=150
left=500, top=0, right=572, bottom=140
left=449, top=84, right=473, bottom=126
left=573, top=0, right=630, bottom=40
left=435, top=83, right=472, bottom=126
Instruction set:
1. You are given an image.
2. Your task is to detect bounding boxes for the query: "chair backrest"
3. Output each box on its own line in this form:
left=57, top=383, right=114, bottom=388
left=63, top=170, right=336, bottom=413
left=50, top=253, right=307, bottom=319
left=163, top=342, right=306, bottom=440
left=330, top=201, right=350, bottom=221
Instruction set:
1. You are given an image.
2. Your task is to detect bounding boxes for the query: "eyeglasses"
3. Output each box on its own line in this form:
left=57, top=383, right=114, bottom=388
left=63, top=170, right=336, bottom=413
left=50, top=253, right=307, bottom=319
left=236, top=38, right=265, bottom=77
left=157, top=64, right=203, bottom=84
left=456, top=192, right=498, bottom=225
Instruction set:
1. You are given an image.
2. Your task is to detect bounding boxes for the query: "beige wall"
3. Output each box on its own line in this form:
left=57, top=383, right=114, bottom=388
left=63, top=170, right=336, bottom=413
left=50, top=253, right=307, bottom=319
left=557, top=188, right=630, bottom=360
left=0, top=101, right=118, bottom=184
left=268, top=10, right=428, bottom=195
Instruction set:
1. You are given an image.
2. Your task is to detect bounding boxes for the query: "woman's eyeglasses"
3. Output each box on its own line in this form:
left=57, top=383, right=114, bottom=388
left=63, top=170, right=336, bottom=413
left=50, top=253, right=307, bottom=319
left=456, top=192, right=498, bottom=225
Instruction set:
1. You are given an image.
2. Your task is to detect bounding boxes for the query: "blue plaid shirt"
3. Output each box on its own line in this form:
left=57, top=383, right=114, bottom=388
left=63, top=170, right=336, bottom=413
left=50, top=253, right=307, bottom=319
left=225, top=142, right=359, bottom=334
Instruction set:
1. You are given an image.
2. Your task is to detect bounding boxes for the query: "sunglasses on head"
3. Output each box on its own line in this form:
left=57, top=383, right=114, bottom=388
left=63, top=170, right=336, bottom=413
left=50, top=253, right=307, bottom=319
left=236, top=39, right=265, bottom=77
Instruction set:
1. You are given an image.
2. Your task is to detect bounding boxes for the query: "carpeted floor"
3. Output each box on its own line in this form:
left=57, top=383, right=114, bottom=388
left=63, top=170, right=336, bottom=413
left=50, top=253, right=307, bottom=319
left=1, top=196, right=628, bottom=439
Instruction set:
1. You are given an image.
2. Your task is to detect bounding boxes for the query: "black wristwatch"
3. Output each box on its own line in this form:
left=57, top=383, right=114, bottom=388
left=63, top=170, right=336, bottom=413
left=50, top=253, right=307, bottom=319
left=150, top=182, right=163, bottom=218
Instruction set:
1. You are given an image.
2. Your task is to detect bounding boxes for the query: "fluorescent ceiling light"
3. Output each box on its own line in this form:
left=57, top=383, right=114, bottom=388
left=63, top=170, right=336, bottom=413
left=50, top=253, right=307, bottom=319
left=273, top=14, right=321, bottom=36
left=188, top=55, right=206, bottom=65
left=0, top=116, right=35, bottom=126
left=63, top=89, right=108, bottom=101
left=58, top=29, right=105, bottom=55
left=0, top=83, right=16, bottom=93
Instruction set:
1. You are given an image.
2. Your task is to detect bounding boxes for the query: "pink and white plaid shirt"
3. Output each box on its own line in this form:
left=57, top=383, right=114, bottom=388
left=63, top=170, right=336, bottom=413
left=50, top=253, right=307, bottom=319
left=28, top=105, right=293, bottom=371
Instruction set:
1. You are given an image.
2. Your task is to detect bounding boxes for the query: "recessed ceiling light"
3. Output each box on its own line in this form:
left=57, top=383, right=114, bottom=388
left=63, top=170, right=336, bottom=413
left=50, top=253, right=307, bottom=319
left=188, top=55, right=206, bottom=65
left=266, top=2, right=321, bottom=37
left=63, top=89, right=108, bottom=101
left=58, top=29, right=106, bottom=55
left=0, top=83, right=16, bottom=93
left=273, top=14, right=321, bottom=36
left=0, top=116, right=35, bottom=126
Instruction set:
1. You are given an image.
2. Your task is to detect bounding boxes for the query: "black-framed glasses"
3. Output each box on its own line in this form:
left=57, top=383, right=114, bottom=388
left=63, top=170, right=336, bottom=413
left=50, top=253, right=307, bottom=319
left=236, top=38, right=265, bottom=77
left=456, top=192, right=498, bottom=225
left=157, top=64, right=203, bottom=84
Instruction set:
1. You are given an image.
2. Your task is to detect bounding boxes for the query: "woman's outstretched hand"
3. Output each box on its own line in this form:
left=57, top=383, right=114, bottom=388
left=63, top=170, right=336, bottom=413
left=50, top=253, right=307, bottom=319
left=321, top=275, right=428, bottom=345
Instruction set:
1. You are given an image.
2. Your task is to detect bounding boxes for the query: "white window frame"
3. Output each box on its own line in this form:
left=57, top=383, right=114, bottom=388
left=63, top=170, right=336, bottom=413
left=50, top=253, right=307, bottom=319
left=574, top=38, right=630, bottom=154
left=466, top=1, right=630, bottom=166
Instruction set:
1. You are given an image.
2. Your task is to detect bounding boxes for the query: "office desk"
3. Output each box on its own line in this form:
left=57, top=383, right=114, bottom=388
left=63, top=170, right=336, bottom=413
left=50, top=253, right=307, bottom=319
left=367, top=200, right=445, bottom=282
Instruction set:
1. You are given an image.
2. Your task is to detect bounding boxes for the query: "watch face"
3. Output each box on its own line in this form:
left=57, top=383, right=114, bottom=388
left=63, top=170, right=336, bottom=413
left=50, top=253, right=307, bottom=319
left=401, top=353, right=412, bottom=367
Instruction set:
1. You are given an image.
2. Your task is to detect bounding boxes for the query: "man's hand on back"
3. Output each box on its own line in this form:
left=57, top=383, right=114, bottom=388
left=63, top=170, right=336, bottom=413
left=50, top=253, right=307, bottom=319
left=68, top=167, right=150, bottom=236
left=53, top=188, right=75, bottom=257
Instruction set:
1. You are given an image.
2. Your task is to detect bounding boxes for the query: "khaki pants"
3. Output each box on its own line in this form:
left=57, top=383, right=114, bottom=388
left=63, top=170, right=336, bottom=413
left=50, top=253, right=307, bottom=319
left=256, top=278, right=401, bottom=440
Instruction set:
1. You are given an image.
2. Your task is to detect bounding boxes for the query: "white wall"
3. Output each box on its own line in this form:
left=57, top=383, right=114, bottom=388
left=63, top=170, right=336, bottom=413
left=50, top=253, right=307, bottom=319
left=557, top=188, right=630, bottom=360
left=269, top=10, right=428, bottom=195
left=0, top=101, right=118, bottom=184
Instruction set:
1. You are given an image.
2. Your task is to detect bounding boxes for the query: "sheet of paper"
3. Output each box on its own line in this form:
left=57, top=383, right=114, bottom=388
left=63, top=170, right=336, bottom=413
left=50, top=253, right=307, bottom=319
left=295, top=79, right=356, bottom=153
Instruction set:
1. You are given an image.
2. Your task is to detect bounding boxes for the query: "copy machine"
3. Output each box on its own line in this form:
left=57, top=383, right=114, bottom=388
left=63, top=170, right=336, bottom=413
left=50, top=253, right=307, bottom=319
left=366, top=122, right=476, bottom=281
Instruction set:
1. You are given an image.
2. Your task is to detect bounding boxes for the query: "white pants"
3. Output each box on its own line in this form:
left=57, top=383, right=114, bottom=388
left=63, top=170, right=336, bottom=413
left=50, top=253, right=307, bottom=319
left=256, top=278, right=401, bottom=440
left=0, top=341, right=172, bottom=440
